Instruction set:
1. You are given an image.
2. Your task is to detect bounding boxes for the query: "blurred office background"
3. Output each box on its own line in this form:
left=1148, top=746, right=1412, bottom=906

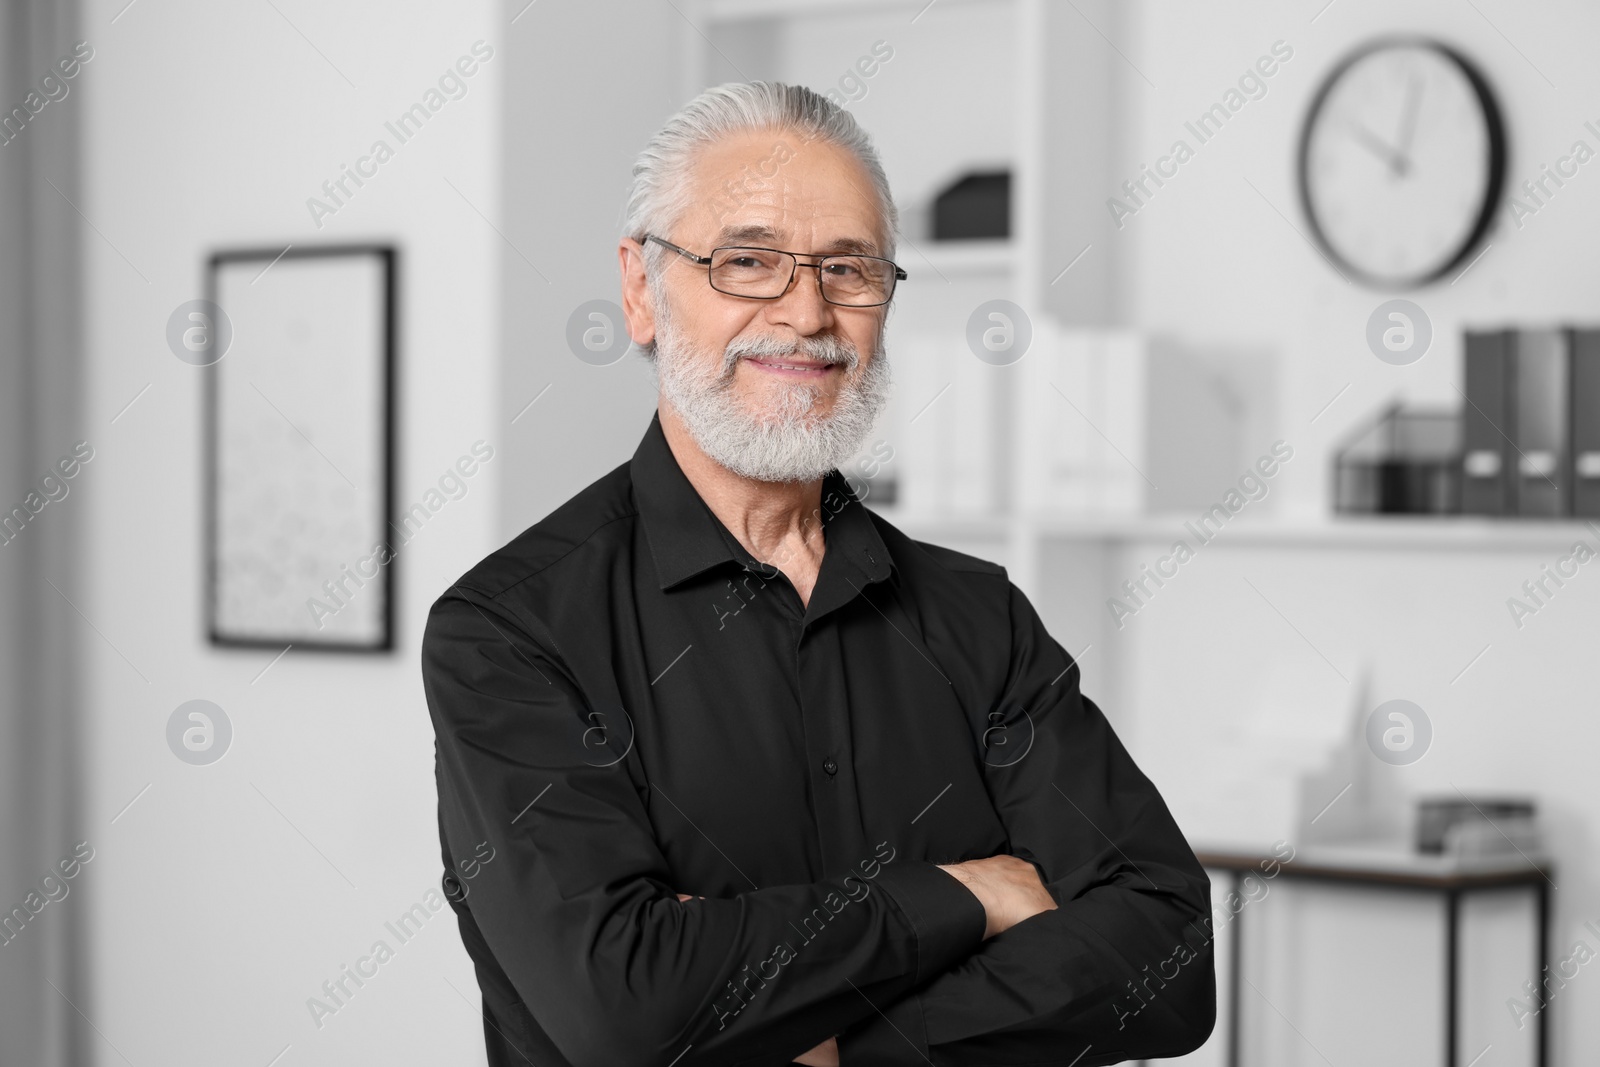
left=2, top=0, right=1596, bottom=1063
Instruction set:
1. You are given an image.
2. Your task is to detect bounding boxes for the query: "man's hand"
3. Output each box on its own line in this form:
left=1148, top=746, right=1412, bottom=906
left=793, top=1036, right=838, bottom=1066
left=937, top=855, right=1057, bottom=940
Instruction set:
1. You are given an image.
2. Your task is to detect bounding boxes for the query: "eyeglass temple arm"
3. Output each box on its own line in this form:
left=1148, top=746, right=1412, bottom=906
left=641, top=234, right=713, bottom=266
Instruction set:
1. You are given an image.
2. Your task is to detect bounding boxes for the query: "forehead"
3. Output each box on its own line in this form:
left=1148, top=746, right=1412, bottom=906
left=678, top=129, right=887, bottom=254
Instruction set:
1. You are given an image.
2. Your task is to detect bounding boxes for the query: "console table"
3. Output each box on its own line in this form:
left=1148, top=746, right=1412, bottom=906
left=1195, top=844, right=1552, bottom=1067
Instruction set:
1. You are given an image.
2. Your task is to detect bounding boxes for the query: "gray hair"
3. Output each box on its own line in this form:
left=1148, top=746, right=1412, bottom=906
left=622, top=81, right=898, bottom=357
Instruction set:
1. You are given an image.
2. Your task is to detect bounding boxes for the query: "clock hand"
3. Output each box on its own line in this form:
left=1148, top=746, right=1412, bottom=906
left=1394, top=74, right=1424, bottom=176
left=1349, top=122, right=1406, bottom=176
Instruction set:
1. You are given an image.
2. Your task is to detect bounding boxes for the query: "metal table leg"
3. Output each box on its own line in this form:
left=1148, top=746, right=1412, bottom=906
left=1228, top=869, right=1242, bottom=1067
left=1445, top=888, right=1459, bottom=1067
left=1536, top=881, right=1549, bottom=1067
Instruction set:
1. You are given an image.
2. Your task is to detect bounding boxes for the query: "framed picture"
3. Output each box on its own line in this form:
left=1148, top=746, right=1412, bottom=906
left=205, top=244, right=397, bottom=652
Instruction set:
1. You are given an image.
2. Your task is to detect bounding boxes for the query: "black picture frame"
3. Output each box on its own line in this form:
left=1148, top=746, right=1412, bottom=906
left=204, top=244, right=398, bottom=653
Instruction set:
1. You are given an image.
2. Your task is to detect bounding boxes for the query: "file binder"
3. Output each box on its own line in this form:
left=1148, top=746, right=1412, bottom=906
left=1461, top=328, right=1511, bottom=515
left=1512, top=328, right=1567, bottom=517
left=1570, top=327, right=1600, bottom=518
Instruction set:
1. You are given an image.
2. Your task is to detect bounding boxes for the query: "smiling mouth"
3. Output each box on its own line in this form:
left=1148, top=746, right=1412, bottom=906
left=744, top=356, right=841, bottom=375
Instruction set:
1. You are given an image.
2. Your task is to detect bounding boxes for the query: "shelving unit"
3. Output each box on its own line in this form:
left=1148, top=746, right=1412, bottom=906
left=676, top=0, right=1588, bottom=598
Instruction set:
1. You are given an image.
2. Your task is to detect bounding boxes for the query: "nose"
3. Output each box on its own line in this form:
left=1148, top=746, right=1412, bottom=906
left=766, top=260, right=834, bottom=335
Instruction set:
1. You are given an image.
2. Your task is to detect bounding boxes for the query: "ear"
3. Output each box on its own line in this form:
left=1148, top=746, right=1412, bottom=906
left=618, top=237, right=657, bottom=348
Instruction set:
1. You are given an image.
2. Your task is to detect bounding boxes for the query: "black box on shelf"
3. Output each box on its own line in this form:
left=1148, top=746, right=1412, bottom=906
left=1415, top=796, right=1538, bottom=856
left=1333, top=404, right=1461, bottom=514
left=931, top=170, right=1010, bottom=240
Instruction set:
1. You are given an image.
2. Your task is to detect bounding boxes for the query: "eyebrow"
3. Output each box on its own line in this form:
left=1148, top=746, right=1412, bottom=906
left=714, top=223, right=882, bottom=257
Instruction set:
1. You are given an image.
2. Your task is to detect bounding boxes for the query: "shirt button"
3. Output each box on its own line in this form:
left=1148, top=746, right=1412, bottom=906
left=823, top=758, right=838, bottom=776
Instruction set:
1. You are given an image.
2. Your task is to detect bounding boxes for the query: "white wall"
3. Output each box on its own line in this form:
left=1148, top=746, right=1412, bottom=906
left=1102, top=1, right=1600, bottom=1062
left=77, top=2, right=502, bottom=1063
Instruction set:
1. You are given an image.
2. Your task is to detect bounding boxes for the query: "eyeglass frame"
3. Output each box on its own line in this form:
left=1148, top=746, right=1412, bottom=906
left=640, top=234, right=907, bottom=308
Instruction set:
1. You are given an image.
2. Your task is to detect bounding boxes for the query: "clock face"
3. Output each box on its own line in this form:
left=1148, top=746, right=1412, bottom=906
left=1299, top=39, right=1506, bottom=288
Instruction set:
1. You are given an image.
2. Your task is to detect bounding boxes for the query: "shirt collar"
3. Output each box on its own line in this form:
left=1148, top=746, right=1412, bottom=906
left=630, top=410, right=895, bottom=593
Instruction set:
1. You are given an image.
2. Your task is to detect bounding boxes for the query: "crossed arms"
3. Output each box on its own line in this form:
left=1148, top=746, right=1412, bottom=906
left=423, top=580, right=1215, bottom=1067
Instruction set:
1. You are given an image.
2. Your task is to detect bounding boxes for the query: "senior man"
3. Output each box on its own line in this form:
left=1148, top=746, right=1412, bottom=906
left=423, top=81, right=1214, bottom=1067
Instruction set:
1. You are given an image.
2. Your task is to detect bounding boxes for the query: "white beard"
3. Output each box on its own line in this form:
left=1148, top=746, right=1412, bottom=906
left=649, top=296, right=892, bottom=484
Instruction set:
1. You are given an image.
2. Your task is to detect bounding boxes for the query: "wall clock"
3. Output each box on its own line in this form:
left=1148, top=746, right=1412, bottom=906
left=1298, top=37, right=1506, bottom=288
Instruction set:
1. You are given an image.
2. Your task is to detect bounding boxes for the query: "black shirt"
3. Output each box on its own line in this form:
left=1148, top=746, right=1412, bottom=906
left=422, top=411, right=1215, bottom=1067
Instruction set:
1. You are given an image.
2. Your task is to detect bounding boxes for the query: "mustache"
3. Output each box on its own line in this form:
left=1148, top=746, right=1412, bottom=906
left=722, top=333, right=861, bottom=374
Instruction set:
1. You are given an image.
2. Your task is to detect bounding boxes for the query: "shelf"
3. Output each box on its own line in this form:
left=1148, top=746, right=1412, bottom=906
left=897, top=238, right=1015, bottom=281
left=872, top=508, right=1600, bottom=552
left=700, top=0, right=1006, bottom=22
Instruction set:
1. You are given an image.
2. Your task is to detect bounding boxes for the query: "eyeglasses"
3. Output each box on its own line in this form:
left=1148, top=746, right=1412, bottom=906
left=642, top=234, right=906, bottom=308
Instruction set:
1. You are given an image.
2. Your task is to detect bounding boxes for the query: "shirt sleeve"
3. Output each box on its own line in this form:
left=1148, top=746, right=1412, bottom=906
left=836, top=579, right=1216, bottom=1066
left=422, top=584, right=988, bottom=1067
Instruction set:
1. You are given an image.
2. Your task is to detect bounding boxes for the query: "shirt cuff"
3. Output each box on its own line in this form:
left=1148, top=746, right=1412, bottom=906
left=872, top=860, right=985, bottom=984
